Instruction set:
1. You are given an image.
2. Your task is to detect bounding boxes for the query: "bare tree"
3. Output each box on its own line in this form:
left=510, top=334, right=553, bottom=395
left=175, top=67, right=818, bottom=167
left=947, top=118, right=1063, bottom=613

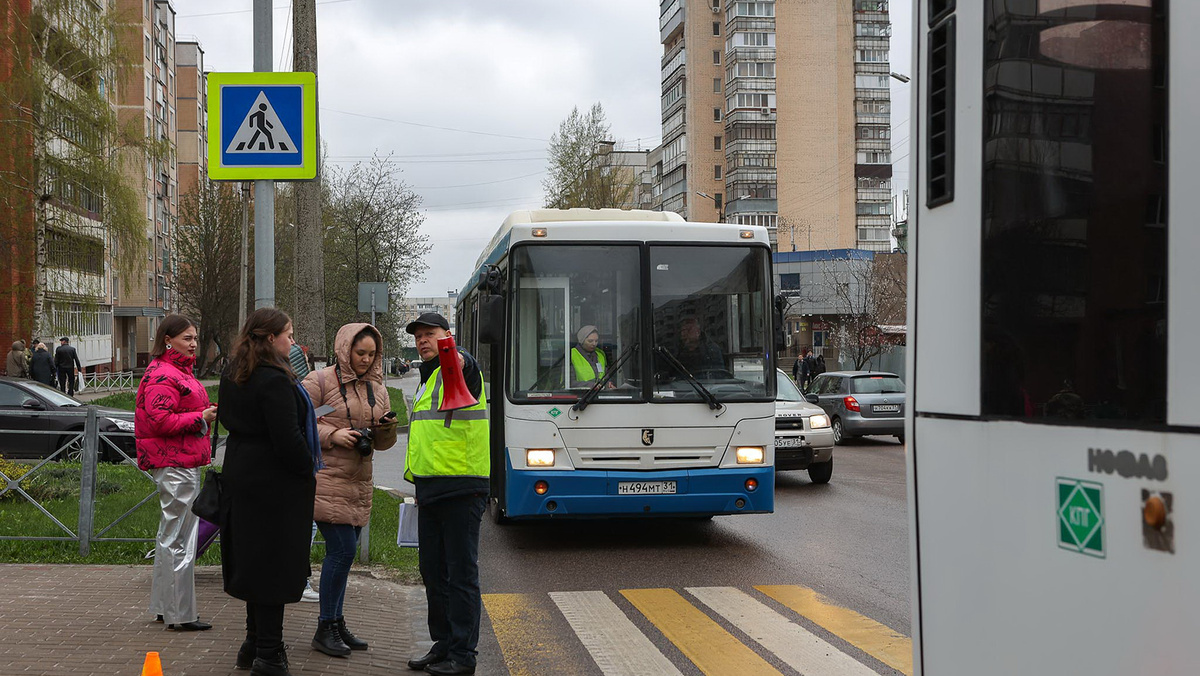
left=175, top=179, right=242, bottom=375
left=321, top=154, right=431, bottom=356
left=818, top=253, right=907, bottom=370
left=543, top=103, right=638, bottom=209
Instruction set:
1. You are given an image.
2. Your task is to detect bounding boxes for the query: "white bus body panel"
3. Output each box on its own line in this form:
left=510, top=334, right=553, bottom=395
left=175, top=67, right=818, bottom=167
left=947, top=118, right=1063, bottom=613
left=909, top=1, right=1198, bottom=674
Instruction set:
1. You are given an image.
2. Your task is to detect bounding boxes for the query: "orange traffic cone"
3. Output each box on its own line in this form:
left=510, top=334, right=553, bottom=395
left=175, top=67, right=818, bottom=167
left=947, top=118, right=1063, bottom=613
left=141, top=651, right=163, bottom=676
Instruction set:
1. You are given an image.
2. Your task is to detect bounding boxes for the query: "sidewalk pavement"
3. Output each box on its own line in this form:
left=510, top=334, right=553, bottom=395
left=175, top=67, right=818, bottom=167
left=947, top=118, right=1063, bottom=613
left=0, top=564, right=430, bottom=676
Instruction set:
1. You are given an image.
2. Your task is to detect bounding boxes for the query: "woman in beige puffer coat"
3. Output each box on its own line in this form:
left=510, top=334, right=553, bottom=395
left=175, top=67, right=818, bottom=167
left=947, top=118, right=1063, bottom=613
left=300, top=322, right=392, bottom=657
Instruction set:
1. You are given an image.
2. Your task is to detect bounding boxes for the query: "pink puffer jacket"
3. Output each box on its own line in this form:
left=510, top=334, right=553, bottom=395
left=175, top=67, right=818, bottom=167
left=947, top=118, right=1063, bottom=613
left=135, top=348, right=212, bottom=471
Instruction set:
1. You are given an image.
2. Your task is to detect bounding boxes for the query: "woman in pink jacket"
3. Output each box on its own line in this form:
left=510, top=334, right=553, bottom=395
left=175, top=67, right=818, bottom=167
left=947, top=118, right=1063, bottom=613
left=136, top=314, right=218, bottom=632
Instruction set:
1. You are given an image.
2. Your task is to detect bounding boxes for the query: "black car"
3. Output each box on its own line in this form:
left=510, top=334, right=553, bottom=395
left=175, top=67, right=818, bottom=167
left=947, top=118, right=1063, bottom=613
left=0, top=377, right=135, bottom=462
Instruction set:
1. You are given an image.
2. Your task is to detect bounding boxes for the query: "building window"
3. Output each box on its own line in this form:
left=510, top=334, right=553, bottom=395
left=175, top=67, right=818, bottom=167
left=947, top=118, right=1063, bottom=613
left=714, top=135, right=722, bottom=150
left=714, top=165, right=722, bottom=180
left=713, top=77, right=722, bottom=93
left=713, top=49, right=721, bottom=65
left=713, top=21, right=720, bottom=36
left=714, top=107, right=722, bottom=122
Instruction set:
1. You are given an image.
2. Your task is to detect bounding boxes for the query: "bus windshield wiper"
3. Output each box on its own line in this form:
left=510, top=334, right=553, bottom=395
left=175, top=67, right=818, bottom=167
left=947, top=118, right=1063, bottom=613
left=573, top=343, right=639, bottom=412
left=653, top=346, right=724, bottom=412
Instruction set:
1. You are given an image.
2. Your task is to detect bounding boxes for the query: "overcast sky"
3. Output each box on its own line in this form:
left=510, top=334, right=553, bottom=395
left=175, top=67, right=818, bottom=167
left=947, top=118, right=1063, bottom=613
left=172, top=0, right=913, bottom=299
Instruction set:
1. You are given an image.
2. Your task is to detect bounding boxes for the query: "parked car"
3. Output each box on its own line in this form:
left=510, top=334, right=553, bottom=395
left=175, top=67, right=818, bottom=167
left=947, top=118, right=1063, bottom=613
left=0, top=377, right=135, bottom=462
left=774, top=369, right=835, bottom=483
left=806, top=371, right=906, bottom=445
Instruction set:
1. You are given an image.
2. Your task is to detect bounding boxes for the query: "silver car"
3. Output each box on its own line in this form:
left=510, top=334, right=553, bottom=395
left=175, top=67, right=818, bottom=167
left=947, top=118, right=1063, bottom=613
left=806, top=371, right=906, bottom=445
left=774, top=369, right=835, bottom=483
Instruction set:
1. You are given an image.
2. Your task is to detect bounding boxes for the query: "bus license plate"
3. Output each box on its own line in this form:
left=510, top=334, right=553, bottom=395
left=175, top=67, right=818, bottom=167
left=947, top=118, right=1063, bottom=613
left=775, top=437, right=801, bottom=448
left=873, top=404, right=900, bottom=413
left=618, top=481, right=677, bottom=495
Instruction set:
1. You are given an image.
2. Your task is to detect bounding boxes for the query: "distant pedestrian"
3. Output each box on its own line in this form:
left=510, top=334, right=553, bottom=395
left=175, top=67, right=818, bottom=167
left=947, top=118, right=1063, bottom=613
left=135, top=314, right=217, bottom=632
left=799, top=349, right=816, bottom=390
left=6, top=340, right=28, bottom=378
left=791, top=354, right=801, bottom=382
left=302, top=323, right=393, bottom=658
left=218, top=308, right=319, bottom=676
left=54, top=337, right=82, bottom=395
left=288, top=342, right=319, bottom=604
left=29, top=343, right=55, bottom=386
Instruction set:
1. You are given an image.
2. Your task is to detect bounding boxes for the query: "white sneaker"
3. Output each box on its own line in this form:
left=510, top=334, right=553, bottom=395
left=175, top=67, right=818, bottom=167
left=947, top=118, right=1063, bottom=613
left=301, top=585, right=320, bottom=603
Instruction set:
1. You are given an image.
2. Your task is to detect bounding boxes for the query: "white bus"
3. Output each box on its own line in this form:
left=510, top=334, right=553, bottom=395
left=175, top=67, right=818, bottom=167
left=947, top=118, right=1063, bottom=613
left=455, top=209, right=779, bottom=522
left=908, top=1, right=1194, bottom=674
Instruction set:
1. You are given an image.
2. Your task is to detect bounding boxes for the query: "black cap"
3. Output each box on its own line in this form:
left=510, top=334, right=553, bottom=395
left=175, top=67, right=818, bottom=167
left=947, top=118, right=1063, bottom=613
left=60, top=337, right=69, bottom=342
left=405, top=312, right=449, bottom=334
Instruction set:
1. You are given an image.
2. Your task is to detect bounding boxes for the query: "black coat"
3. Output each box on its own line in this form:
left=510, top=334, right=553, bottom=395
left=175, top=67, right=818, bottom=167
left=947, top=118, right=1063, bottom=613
left=217, top=364, right=316, bottom=605
left=30, top=350, right=56, bottom=385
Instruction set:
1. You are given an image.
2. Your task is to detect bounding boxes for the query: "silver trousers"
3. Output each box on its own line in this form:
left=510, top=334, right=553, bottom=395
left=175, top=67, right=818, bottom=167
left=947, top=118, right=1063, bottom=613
left=149, top=466, right=201, bottom=624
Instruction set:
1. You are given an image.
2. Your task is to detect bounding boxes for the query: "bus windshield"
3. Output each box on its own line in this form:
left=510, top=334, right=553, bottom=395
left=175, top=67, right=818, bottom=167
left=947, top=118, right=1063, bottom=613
left=509, top=244, right=643, bottom=402
left=650, top=245, right=772, bottom=402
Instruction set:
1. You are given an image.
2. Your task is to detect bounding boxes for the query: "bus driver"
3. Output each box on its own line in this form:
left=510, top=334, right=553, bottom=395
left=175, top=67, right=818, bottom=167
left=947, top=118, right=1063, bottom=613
left=570, top=325, right=612, bottom=388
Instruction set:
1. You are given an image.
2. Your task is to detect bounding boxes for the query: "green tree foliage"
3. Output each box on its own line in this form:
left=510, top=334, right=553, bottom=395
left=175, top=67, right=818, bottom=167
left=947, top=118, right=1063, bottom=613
left=543, top=103, right=637, bottom=209
left=175, top=179, right=242, bottom=375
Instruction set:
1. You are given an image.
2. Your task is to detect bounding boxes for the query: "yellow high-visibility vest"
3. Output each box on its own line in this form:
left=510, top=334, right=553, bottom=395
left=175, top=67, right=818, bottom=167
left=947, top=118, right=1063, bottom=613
left=404, top=365, right=489, bottom=482
left=570, top=347, right=607, bottom=384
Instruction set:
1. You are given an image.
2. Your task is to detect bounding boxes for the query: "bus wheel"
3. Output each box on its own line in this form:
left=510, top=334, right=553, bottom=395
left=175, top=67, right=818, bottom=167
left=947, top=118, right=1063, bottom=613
left=488, top=496, right=511, bottom=525
left=808, top=459, right=833, bottom=484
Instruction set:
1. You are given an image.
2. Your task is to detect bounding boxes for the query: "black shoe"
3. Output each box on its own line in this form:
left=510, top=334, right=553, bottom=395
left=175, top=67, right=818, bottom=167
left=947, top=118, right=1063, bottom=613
left=335, top=617, right=368, bottom=650
left=250, top=644, right=291, bottom=676
left=311, top=618, right=351, bottom=657
left=425, top=659, right=476, bottom=675
left=235, top=639, right=255, bottom=670
left=168, top=620, right=213, bottom=631
left=407, top=650, right=447, bottom=670
left=155, top=614, right=164, bottom=623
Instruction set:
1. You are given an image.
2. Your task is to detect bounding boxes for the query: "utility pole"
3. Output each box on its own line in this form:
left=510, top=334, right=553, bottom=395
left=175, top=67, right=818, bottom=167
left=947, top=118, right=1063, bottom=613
left=253, top=0, right=275, bottom=309
left=292, top=0, right=326, bottom=356
left=239, top=181, right=249, bottom=329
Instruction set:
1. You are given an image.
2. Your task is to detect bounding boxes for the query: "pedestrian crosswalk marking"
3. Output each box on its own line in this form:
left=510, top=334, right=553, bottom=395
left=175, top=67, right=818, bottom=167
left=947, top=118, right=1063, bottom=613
left=550, top=591, right=683, bottom=676
left=756, top=585, right=912, bottom=675
left=687, top=586, right=879, bottom=676
left=483, top=593, right=594, bottom=676
left=621, top=587, right=783, bottom=676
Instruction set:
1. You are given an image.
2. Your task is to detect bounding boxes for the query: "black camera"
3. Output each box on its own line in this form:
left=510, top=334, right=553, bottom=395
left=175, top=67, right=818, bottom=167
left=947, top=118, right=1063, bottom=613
left=351, top=427, right=374, bottom=456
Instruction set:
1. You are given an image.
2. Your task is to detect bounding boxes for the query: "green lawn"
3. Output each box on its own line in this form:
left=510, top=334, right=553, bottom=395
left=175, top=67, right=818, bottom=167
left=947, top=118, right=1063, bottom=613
left=0, top=463, right=417, bottom=576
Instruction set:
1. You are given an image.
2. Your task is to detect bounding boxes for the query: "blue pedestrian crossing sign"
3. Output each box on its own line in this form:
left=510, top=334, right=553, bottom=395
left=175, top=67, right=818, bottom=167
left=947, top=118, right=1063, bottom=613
left=207, top=72, right=318, bottom=181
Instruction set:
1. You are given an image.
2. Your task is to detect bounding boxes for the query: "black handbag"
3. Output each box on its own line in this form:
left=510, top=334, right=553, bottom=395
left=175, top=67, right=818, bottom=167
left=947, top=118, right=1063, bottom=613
left=191, top=425, right=222, bottom=521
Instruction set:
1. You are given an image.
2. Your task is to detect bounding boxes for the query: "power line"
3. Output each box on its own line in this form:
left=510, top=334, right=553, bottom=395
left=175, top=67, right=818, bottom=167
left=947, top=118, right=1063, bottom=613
left=277, top=0, right=293, bottom=71
left=324, top=156, right=546, bottom=164
left=321, top=107, right=549, bottom=142
left=178, top=0, right=353, bottom=19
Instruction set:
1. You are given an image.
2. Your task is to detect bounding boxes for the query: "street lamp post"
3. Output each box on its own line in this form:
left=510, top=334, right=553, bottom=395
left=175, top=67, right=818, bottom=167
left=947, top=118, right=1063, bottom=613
left=695, top=191, right=724, bottom=223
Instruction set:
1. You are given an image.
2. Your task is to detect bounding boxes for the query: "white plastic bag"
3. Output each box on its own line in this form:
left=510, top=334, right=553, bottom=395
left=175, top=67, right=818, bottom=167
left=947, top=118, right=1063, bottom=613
left=397, top=498, right=419, bottom=548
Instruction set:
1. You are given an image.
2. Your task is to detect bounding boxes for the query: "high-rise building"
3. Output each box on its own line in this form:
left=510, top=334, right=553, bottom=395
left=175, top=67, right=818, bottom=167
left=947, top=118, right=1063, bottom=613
left=654, top=0, right=893, bottom=252
left=113, top=0, right=177, bottom=370
left=174, top=39, right=205, bottom=197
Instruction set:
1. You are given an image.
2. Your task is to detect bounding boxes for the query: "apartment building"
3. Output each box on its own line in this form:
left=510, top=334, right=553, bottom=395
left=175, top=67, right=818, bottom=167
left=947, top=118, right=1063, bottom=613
left=654, top=0, right=894, bottom=252
left=174, top=39, right=205, bottom=196
left=397, top=292, right=459, bottom=337
left=113, top=0, right=177, bottom=370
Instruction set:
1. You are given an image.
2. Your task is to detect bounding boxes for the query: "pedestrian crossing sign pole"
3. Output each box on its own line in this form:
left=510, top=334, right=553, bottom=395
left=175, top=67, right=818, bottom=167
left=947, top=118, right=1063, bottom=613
left=207, top=71, right=318, bottom=181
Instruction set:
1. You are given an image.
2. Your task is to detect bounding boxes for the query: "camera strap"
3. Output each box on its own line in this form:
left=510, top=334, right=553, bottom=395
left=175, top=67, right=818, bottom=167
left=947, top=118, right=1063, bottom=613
left=335, top=362, right=376, bottom=425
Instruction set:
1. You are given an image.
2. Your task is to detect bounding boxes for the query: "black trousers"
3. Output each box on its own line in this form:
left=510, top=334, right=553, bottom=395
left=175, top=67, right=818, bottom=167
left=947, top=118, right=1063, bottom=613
left=245, top=602, right=285, bottom=659
left=57, top=369, right=74, bottom=395
left=418, top=494, right=486, bottom=666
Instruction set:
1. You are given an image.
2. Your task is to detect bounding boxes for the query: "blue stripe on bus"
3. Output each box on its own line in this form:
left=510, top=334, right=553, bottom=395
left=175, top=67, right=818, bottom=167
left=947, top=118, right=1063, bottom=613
left=501, top=453, right=774, bottom=518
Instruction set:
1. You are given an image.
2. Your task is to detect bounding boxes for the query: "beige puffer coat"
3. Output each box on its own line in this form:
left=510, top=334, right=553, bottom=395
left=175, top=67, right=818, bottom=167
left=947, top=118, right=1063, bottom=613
left=302, top=323, right=390, bottom=526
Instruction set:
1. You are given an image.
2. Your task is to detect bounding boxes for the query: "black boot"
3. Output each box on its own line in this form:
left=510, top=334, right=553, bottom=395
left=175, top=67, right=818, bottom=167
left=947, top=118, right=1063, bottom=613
left=335, top=617, right=368, bottom=650
left=311, top=618, right=351, bottom=657
left=250, top=644, right=292, bottom=676
left=235, top=638, right=255, bottom=670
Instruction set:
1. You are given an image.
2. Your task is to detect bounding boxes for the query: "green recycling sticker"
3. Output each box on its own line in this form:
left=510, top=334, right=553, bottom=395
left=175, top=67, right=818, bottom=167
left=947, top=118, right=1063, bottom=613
left=548, top=407, right=562, bottom=418
left=1057, top=477, right=1104, bottom=558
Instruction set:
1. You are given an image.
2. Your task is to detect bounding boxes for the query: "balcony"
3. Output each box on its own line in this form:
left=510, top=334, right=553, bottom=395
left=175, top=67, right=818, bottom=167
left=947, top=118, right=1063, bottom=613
left=661, top=49, right=685, bottom=83
left=856, top=188, right=891, bottom=202
left=723, top=108, right=775, bottom=124
left=725, top=139, right=777, bottom=156
left=724, top=197, right=777, bottom=216
left=660, top=1, right=684, bottom=42
left=856, top=138, right=891, bottom=152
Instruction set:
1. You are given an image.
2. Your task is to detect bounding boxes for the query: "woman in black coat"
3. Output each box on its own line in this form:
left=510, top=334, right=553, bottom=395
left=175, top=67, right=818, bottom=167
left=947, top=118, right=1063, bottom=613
left=218, top=308, right=319, bottom=676
left=29, top=344, right=56, bottom=386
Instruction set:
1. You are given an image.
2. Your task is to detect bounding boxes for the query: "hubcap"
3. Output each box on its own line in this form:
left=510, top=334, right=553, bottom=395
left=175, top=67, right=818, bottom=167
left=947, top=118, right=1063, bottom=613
left=833, top=420, right=842, bottom=443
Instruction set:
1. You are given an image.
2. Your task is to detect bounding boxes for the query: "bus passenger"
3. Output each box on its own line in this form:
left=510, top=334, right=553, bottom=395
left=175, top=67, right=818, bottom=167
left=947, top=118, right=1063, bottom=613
left=570, top=325, right=610, bottom=388
left=677, top=316, right=725, bottom=375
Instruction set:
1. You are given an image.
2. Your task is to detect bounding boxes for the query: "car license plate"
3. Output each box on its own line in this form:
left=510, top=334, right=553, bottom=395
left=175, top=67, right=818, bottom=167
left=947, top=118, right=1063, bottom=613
left=873, top=404, right=900, bottom=413
left=618, top=481, right=677, bottom=495
left=774, top=436, right=801, bottom=448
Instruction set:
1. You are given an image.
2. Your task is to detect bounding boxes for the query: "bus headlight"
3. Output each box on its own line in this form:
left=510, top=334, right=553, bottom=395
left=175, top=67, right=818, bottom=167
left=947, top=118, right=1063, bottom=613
left=809, top=414, right=830, bottom=429
left=526, top=449, right=555, bottom=467
left=736, top=446, right=764, bottom=464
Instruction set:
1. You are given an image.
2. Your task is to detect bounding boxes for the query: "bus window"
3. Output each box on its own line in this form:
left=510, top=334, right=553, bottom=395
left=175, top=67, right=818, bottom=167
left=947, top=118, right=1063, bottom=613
left=508, top=245, right=642, bottom=401
left=980, top=0, right=1167, bottom=425
left=650, top=245, right=773, bottom=401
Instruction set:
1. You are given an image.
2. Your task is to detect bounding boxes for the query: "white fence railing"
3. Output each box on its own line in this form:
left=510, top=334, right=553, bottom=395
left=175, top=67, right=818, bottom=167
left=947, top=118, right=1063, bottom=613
left=81, top=371, right=135, bottom=393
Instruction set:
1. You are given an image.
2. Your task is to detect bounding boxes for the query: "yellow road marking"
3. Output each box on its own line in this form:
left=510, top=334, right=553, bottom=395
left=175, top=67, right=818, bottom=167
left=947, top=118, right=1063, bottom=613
left=756, top=585, right=912, bottom=675
left=622, top=588, right=782, bottom=676
left=483, top=592, right=592, bottom=676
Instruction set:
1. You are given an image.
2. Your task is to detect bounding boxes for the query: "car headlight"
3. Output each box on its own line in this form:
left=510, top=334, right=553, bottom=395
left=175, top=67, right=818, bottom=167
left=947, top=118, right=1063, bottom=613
left=109, top=418, right=135, bottom=432
left=526, top=449, right=555, bottom=467
left=736, top=446, right=764, bottom=464
left=808, top=414, right=830, bottom=429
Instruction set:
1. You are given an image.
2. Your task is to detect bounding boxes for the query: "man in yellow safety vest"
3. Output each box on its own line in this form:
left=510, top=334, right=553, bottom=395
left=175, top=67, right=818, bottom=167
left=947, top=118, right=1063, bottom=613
left=402, top=312, right=489, bottom=676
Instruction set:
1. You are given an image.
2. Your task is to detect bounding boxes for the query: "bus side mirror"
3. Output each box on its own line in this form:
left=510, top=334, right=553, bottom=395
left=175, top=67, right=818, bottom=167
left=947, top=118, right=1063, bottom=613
left=479, top=294, right=505, bottom=344
left=774, top=293, right=787, bottom=352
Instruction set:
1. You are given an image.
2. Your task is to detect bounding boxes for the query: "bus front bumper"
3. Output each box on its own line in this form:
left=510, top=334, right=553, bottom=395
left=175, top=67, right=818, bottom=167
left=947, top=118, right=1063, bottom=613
left=503, top=461, right=775, bottom=518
